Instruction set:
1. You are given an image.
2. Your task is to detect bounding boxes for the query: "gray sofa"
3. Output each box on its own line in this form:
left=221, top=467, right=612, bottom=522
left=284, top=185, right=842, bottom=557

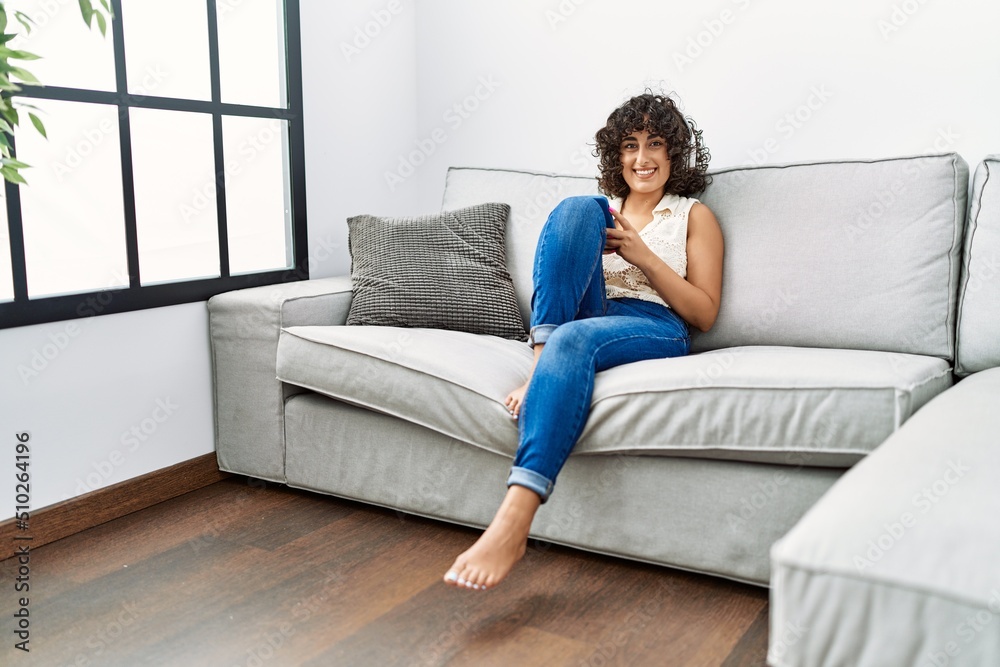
left=208, top=153, right=999, bottom=665
left=768, top=156, right=1000, bottom=666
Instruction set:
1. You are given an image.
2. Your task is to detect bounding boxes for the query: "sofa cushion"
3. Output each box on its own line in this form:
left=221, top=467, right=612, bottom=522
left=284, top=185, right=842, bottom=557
left=346, top=202, right=526, bottom=341
left=694, top=154, right=968, bottom=358
left=441, top=156, right=969, bottom=359
left=956, top=156, right=1000, bottom=375
left=769, top=367, right=1000, bottom=667
left=276, top=326, right=952, bottom=467
left=441, top=167, right=601, bottom=329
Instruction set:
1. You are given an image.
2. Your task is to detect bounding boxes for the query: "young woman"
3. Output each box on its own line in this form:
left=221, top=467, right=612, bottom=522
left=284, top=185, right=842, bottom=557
left=444, top=92, right=724, bottom=591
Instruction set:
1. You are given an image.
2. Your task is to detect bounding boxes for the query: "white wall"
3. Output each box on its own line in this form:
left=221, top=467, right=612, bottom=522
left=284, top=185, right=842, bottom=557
left=1, top=304, right=215, bottom=521
left=0, top=0, right=419, bottom=520
left=4, top=0, right=999, bottom=519
left=303, top=0, right=420, bottom=279
left=406, top=0, right=1000, bottom=214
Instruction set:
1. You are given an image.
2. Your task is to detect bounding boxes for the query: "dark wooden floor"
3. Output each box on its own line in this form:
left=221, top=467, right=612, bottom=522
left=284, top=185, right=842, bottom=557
left=1, top=477, right=770, bottom=666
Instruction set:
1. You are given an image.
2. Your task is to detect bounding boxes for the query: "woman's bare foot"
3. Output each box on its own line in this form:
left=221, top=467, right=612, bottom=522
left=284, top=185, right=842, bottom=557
left=443, top=486, right=541, bottom=591
left=504, top=382, right=529, bottom=420
left=503, top=343, right=544, bottom=420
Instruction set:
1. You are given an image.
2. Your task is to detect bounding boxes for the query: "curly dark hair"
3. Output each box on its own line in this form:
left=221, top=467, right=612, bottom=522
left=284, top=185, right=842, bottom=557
left=594, top=92, right=711, bottom=199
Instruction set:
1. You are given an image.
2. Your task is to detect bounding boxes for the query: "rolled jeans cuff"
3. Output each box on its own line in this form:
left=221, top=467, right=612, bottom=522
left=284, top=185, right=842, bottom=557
left=507, top=466, right=555, bottom=503
left=528, top=324, right=557, bottom=348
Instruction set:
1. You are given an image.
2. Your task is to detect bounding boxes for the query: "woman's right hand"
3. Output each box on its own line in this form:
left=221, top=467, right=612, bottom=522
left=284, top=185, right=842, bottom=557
left=504, top=382, right=529, bottom=420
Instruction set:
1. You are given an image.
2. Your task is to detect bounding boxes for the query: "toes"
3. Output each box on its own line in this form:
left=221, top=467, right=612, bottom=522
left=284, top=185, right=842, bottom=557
left=456, top=567, right=489, bottom=591
left=458, top=566, right=477, bottom=588
left=443, top=568, right=492, bottom=591
left=444, top=559, right=499, bottom=591
left=472, top=570, right=492, bottom=591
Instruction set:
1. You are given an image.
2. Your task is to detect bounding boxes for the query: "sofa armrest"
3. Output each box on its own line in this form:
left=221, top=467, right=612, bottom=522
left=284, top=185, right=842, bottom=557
left=207, top=276, right=353, bottom=481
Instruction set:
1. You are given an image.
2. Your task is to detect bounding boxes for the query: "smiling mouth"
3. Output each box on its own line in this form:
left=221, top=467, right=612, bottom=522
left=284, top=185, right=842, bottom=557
left=634, top=168, right=656, bottom=177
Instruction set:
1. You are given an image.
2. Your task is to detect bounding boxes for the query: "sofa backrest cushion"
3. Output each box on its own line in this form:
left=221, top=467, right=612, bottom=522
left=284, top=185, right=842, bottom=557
left=442, top=155, right=968, bottom=359
left=693, top=154, right=968, bottom=358
left=955, top=156, right=1000, bottom=375
left=442, top=167, right=600, bottom=330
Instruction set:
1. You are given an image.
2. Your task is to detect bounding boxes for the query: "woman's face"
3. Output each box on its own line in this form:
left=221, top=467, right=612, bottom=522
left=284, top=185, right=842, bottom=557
left=619, top=129, right=670, bottom=199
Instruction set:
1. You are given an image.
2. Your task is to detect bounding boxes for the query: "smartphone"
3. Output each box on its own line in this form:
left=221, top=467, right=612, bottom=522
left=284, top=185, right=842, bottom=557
left=595, top=196, right=618, bottom=255
left=593, top=195, right=616, bottom=229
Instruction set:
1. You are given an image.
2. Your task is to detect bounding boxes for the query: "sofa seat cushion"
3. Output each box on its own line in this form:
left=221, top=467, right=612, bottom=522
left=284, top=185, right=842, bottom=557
left=276, top=326, right=952, bottom=467
left=769, top=367, right=1000, bottom=667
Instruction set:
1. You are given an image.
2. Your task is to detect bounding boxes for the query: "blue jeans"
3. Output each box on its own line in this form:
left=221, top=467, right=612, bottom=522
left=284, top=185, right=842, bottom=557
left=506, top=195, right=691, bottom=502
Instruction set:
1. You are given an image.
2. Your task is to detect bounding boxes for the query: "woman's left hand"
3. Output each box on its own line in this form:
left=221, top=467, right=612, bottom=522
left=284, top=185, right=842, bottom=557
left=605, top=208, right=654, bottom=267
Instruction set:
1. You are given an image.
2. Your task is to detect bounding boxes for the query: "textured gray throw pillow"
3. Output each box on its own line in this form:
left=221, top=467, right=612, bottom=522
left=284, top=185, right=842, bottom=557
left=346, top=202, right=527, bottom=341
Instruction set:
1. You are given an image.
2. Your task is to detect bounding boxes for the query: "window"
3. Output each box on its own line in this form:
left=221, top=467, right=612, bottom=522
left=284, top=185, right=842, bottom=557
left=1, top=0, right=307, bottom=328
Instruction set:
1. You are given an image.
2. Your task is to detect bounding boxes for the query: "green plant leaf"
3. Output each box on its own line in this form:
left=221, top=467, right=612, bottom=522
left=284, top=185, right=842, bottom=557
left=13, top=11, right=34, bottom=34
left=10, top=49, right=42, bottom=61
left=0, top=104, right=17, bottom=126
left=27, top=112, right=44, bottom=138
left=8, top=66, right=40, bottom=85
left=95, top=11, right=106, bottom=36
left=79, top=0, right=95, bottom=27
left=0, top=10, right=7, bottom=34
left=0, top=46, right=42, bottom=61
left=0, top=118, right=12, bottom=134
left=1, top=165, right=28, bottom=184
left=1, top=157, right=31, bottom=169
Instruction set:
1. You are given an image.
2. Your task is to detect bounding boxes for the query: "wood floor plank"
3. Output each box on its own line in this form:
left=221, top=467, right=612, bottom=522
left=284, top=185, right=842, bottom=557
left=448, top=625, right=593, bottom=666
left=130, top=505, right=478, bottom=666
left=721, top=604, right=771, bottom=667
left=0, top=477, right=771, bottom=667
left=0, top=453, right=228, bottom=560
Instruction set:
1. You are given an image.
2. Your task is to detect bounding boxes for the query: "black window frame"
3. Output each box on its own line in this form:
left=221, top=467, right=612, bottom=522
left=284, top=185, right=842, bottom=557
left=1, top=0, right=308, bottom=329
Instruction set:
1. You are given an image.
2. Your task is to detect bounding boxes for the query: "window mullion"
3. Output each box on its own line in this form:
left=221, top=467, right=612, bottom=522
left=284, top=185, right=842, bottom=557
left=111, top=0, right=141, bottom=289
left=284, top=0, right=309, bottom=280
left=207, top=0, right=230, bottom=279
left=4, top=170, right=29, bottom=303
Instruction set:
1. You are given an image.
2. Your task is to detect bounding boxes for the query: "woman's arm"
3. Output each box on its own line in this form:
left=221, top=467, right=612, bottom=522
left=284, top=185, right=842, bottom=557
left=607, top=202, right=724, bottom=332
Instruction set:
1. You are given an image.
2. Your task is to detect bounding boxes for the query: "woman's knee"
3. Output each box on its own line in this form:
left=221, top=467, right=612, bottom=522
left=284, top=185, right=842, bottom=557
left=549, top=196, right=606, bottom=227
left=544, top=321, right=601, bottom=359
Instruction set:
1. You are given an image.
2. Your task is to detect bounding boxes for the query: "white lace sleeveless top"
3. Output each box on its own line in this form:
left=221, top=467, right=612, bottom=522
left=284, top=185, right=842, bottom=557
left=603, top=192, right=698, bottom=308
